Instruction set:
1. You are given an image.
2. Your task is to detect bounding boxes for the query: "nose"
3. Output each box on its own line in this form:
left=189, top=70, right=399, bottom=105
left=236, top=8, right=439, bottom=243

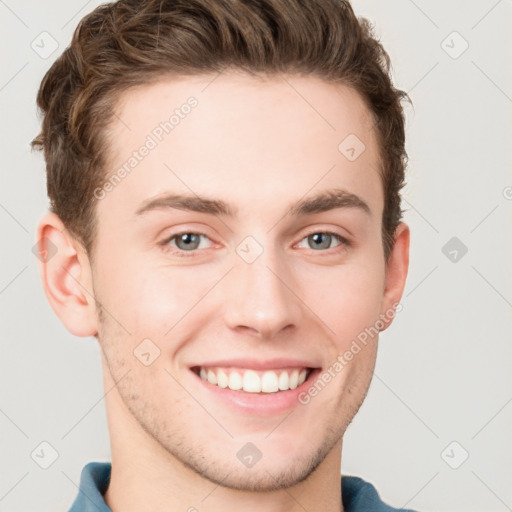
left=222, top=244, right=303, bottom=339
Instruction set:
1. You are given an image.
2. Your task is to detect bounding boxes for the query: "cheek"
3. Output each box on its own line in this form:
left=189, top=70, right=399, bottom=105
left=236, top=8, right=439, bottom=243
left=297, top=256, right=385, bottom=343
left=101, top=256, right=222, bottom=335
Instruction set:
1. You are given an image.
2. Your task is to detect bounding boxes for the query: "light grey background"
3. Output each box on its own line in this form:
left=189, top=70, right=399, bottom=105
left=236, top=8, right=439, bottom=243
left=1, top=1, right=511, bottom=511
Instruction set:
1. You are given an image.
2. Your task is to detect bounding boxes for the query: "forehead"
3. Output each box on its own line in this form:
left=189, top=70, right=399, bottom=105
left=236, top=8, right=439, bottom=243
left=99, top=71, right=382, bottom=222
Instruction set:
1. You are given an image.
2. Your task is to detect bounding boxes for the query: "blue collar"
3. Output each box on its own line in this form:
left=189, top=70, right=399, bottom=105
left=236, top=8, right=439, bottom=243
left=68, top=461, right=418, bottom=512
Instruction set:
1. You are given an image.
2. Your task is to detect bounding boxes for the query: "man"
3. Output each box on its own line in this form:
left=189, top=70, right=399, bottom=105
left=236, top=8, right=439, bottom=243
left=32, top=0, right=414, bottom=510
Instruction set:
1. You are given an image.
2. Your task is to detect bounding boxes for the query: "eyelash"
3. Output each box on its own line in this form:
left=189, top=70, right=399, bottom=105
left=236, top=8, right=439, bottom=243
left=159, top=229, right=351, bottom=258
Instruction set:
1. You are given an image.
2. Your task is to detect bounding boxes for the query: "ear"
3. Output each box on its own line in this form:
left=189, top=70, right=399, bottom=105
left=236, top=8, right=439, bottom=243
left=35, top=212, right=98, bottom=337
left=379, top=222, right=410, bottom=332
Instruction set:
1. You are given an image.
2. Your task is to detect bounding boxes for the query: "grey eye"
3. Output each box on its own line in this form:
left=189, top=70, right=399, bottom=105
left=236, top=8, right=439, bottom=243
left=297, top=232, right=346, bottom=251
left=307, top=233, right=334, bottom=250
left=174, top=233, right=202, bottom=251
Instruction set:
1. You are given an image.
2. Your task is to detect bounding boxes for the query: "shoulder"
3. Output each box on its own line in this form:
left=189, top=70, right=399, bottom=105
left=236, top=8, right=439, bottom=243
left=342, top=475, right=421, bottom=512
left=67, top=462, right=112, bottom=512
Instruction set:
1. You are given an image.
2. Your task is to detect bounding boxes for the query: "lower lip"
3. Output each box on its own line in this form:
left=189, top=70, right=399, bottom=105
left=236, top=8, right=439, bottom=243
left=189, top=368, right=322, bottom=415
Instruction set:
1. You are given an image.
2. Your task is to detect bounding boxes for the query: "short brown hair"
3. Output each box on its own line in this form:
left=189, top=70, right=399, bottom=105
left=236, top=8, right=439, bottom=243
left=31, top=0, right=410, bottom=261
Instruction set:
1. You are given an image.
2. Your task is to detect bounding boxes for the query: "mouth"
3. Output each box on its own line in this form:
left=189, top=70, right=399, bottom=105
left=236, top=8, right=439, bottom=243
left=190, top=365, right=318, bottom=394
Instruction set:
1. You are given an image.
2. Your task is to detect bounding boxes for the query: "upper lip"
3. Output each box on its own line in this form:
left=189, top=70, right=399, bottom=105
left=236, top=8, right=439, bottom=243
left=190, top=358, right=321, bottom=371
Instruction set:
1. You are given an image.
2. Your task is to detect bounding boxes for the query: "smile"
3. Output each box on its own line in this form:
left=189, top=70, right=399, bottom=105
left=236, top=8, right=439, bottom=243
left=191, top=366, right=313, bottom=394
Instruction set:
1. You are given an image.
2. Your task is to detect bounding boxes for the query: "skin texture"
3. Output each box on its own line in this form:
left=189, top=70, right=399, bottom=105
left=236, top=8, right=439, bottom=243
left=37, top=71, right=409, bottom=512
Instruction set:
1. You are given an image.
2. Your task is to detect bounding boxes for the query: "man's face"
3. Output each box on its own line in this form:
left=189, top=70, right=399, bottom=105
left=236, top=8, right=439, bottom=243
left=90, top=71, right=401, bottom=490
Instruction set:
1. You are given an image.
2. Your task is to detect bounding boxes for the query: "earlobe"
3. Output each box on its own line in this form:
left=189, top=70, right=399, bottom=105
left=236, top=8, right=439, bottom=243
left=379, top=222, right=410, bottom=332
left=36, top=212, right=99, bottom=338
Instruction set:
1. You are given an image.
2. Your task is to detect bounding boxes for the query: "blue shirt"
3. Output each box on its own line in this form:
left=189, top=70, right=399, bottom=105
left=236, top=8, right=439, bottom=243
left=68, top=462, right=420, bottom=512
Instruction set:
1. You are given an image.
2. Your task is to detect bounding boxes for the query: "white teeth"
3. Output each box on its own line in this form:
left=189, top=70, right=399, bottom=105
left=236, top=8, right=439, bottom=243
left=278, top=371, right=289, bottom=390
left=207, top=369, right=217, bottom=385
left=261, top=371, right=279, bottom=392
left=197, top=367, right=311, bottom=393
left=243, top=370, right=261, bottom=392
left=228, top=371, right=243, bottom=390
left=289, top=369, right=299, bottom=389
left=217, top=369, right=229, bottom=388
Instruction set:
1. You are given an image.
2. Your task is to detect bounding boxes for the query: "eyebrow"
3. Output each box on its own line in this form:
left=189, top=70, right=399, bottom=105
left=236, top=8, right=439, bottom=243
left=135, top=188, right=371, bottom=218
